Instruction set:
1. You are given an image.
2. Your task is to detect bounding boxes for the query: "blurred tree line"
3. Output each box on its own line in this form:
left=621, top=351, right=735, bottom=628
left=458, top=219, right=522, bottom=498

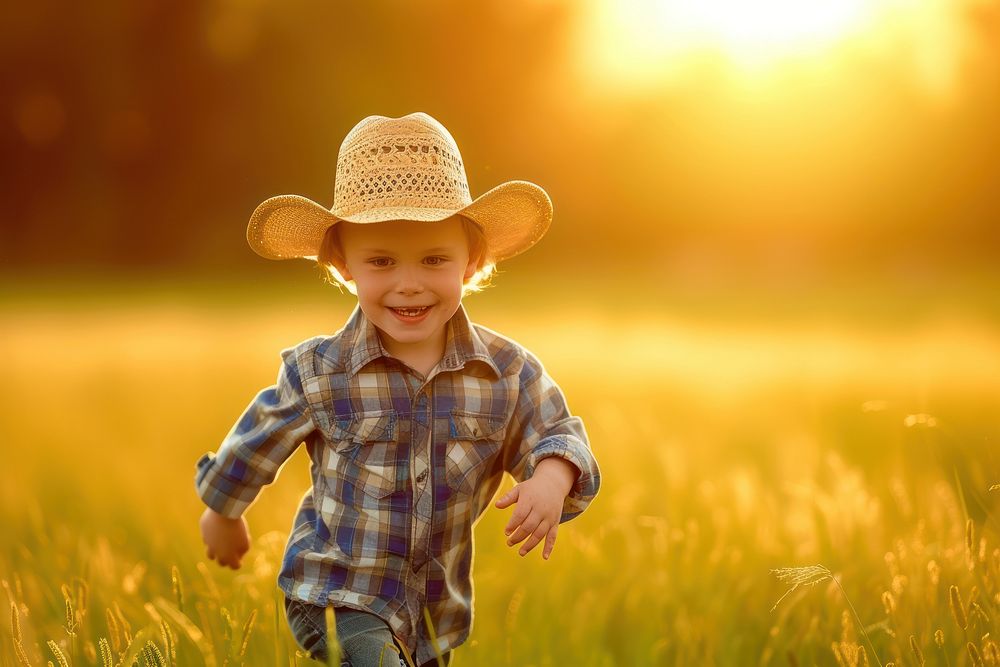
left=2, top=0, right=999, bottom=284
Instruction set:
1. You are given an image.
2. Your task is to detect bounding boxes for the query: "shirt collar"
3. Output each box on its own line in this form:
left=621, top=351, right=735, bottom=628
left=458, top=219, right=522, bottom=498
left=340, top=304, right=500, bottom=379
left=340, top=305, right=384, bottom=378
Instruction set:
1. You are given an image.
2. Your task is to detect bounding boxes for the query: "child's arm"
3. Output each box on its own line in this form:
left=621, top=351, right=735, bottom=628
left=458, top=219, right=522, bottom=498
left=194, top=346, right=316, bottom=568
left=495, top=350, right=601, bottom=559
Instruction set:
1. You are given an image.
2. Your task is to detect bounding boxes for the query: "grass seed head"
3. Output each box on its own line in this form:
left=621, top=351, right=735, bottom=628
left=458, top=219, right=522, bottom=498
left=969, top=642, right=985, bottom=667
left=10, top=603, right=33, bottom=667
left=142, top=639, right=166, bottom=667
left=972, top=602, right=990, bottom=626
left=927, top=560, right=941, bottom=587
left=221, top=607, right=233, bottom=644
left=951, top=586, right=969, bottom=630
left=909, top=635, right=925, bottom=665
left=770, top=565, right=833, bottom=612
left=47, top=640, right=70, bottom=667
left=967, top=519, right=975, bottom=553
left=161, top=620, right=176, bottom=662
left=832, top=642, right=847, bottom=667
left=114, top=601, right=133, bottom=644
left=238, top=608, right=257, bottom=659
left=841, top=610, right=854, bottom=643
left=881, top=591, right=896, bottom=615
left=771, top=565, right=833, bottom=587
left=171, top=565, right=184, bottom=612
left=63, top=597, right=76, bottom=636
left=14, top=642, right=31, bottom=667
left=884, top=552, right=899, bottom=577
left=105, top=607, right=121, bottom=655
left=984, top=640, right=1000, bottom=665
left=99, top=637, right=113, bottom=667
left=11, top=602, right=22, bottom=643
left=73, top=578, right=88, bottom=619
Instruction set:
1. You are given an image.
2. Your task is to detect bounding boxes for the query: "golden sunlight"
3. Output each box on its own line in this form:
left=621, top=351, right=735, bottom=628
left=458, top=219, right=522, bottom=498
left=573, top=0, right=980, bottom=97
left=577, top=0, right=876, bottom=78
left=650, top=0, right=871, bottom=55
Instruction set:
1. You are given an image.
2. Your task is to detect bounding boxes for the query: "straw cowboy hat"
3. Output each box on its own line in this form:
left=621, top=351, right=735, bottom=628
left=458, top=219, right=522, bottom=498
left=246, top=112, right=553, bottom=262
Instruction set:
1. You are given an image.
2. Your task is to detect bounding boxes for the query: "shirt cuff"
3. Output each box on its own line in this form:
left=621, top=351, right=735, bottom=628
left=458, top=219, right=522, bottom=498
left=524, top=435, right=600, bottom=523
left=195, top=453, right=255, bottom=519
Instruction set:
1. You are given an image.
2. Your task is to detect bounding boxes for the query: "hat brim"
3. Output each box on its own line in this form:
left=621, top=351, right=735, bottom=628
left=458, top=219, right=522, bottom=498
left=246, top=181, right=552, bottom=263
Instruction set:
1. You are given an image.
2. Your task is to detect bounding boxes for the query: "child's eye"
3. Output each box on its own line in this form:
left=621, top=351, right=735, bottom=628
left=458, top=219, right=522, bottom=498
left=369, top=257, right=394, bottom=267
left=424, top=256, right=447, bottom=266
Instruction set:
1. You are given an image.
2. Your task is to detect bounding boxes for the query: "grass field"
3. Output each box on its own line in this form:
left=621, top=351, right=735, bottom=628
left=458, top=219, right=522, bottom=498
left=3, top=274, right=1000, bottom=666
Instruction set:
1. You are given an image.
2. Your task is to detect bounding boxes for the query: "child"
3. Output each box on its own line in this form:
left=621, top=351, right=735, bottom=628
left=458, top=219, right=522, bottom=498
left=195, top=112, right=600, bottom=667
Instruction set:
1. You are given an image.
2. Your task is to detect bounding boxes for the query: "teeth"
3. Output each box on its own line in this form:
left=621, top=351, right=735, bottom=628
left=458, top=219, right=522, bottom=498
left=393, top=307, right=428, bottom=317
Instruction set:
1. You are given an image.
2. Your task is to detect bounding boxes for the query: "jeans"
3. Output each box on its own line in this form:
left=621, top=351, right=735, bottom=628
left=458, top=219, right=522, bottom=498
left=283, top=596, right=452, bottom=667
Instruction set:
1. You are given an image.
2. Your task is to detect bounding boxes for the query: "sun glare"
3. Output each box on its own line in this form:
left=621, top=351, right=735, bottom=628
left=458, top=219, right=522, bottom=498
left=573, top=0, right=978, bottom=101
left=581, top=0, right=877, bottom=76
left=661, top=0, right=872, bottom=53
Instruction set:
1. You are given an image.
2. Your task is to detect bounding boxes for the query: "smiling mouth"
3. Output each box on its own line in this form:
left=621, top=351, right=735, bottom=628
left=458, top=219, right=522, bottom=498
left=389, top=306, right=432, bottom=318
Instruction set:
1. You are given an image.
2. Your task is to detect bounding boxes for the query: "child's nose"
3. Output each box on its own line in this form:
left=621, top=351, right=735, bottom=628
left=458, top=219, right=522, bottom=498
left=394, top=266, right=424, bottom=295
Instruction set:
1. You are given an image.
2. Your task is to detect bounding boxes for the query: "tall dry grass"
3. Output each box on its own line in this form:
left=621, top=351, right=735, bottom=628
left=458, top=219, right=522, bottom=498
left=2, top=282, right=1000, bottom=665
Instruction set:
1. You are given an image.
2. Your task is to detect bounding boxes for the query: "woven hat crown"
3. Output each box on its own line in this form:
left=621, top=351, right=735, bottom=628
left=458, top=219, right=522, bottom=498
left=246, top=112, right=553, bottom=262
left=333, top=113, right=473, bottom=220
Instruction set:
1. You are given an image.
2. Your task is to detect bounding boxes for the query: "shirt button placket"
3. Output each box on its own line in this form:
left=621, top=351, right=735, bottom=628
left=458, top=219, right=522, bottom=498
left=408, top=388, right=434, bottom=635
left=411, top=390, right=433, bottom=536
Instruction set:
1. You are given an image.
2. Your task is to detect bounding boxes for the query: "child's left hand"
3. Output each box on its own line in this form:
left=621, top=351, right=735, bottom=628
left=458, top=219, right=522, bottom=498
left=494, top=457, right=579, bottom=559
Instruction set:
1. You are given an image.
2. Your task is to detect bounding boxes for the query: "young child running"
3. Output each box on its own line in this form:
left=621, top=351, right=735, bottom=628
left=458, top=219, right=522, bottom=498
left=195, top=112, right=601, bottom=667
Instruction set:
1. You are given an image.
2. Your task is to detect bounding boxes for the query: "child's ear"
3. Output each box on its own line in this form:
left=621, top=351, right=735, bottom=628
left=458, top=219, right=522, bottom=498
left=333, top=260, right=353, bottom=282
left=463, top=255, right=480, bottom=282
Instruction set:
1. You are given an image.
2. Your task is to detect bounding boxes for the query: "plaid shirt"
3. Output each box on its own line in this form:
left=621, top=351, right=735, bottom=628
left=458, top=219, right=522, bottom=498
left=195, top=304, right=600, bottom=664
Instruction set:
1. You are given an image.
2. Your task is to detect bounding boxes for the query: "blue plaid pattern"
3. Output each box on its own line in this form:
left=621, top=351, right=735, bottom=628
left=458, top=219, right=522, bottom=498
left=195, top=304, right=600, bottom=665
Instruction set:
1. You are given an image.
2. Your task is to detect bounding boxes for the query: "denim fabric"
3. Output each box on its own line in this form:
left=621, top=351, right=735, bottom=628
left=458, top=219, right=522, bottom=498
left=284, top=597, right=452, bottom=667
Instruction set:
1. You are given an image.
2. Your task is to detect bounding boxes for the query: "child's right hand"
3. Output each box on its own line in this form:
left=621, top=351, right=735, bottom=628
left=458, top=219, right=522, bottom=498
left=199, top=507, right=251, bottom=569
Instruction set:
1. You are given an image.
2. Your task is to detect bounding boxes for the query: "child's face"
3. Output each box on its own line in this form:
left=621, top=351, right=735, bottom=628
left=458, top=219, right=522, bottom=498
left=337, top=217, right=479, bottom=363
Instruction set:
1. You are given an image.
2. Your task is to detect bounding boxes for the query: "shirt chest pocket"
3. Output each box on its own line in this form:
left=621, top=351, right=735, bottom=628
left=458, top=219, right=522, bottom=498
left=445, top=410, right=506, bottom=495
left=327, top=410, right=406, bottom=500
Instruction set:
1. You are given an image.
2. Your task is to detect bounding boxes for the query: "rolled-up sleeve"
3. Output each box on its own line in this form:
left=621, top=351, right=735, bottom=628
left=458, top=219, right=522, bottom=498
left=505, top=351, right=600, bottom=523
left=195, top=347, right=316, bottom=518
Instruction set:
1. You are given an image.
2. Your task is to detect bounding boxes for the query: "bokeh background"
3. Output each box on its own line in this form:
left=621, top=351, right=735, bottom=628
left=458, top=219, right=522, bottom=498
left=3, top=1, right=1000, bottom=665
left=5, top=0, right=1000, bottom=287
